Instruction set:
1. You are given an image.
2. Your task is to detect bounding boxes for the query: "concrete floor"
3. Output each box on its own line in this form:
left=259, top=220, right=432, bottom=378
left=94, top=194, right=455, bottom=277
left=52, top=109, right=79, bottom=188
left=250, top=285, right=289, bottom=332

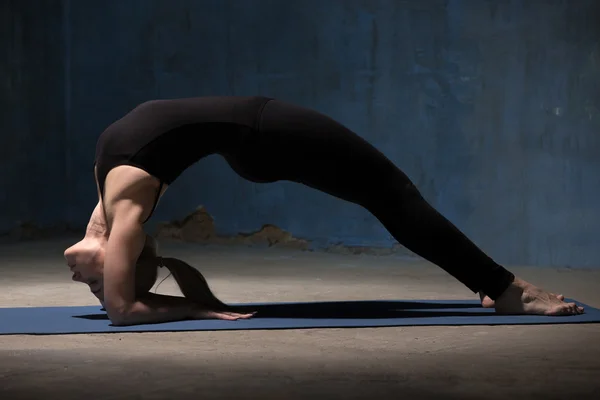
left=0, top=236, right=599, bottom=400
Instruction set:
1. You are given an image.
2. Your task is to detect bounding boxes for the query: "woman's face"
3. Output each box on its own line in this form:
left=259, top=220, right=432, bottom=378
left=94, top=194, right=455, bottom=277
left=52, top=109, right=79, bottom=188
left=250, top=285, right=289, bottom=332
left=63, top=237, right=106, bottom=301
left=64, top=233, right=158, bottom=306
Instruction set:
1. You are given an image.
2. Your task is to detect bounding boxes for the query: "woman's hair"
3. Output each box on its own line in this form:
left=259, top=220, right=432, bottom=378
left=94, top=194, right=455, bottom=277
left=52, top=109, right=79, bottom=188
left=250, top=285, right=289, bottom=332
left=135, top=234, right=233, bottom=311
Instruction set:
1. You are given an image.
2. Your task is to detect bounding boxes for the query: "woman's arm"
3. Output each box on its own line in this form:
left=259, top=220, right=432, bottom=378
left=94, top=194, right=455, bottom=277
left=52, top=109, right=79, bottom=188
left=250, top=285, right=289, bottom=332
left=102, top=200, right=199, bottom=325
left=102, top=200, right=254, bottom=326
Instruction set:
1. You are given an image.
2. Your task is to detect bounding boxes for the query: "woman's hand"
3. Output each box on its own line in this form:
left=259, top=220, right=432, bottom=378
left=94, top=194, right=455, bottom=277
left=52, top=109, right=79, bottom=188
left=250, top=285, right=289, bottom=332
left=194, top=309, right=256, bottom=321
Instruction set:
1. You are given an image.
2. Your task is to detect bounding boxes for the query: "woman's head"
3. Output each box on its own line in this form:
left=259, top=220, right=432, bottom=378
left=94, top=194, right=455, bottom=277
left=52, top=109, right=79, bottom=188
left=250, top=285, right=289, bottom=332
left=64, top=236, right=106, bottom=298
left=64, top=233, right=162, bottom=301
left=65, top=233, right=231, bottom=312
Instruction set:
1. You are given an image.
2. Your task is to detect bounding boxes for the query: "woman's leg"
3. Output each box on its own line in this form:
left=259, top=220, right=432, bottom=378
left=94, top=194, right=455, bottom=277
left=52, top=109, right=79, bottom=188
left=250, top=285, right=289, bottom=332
left=226, top=99, right=513, bottom=300
left=225, top=99, right=582, bottom=314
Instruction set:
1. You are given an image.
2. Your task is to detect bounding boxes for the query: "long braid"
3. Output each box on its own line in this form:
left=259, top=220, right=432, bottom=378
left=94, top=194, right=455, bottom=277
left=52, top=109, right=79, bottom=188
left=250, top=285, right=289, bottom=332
left=161, top=257, right=234, bottom=312
left=135, top=234, right=234, bottom=311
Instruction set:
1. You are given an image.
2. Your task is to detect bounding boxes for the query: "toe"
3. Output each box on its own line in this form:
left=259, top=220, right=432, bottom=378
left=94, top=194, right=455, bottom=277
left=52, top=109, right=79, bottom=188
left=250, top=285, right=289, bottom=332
left=568, top=303, right=580, bottom=315
left=550, top=303, right=577, bottom=316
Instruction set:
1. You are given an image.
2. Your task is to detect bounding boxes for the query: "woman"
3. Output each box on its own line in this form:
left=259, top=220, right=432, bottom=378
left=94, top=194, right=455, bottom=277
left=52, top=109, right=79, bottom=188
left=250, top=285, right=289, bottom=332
left=64, top=96, right=583, bottom=326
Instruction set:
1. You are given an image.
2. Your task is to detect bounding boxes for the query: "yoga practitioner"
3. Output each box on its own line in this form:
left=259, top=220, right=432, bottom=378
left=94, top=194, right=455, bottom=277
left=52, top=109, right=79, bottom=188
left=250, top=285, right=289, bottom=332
left=64, top=96, right=584, bottom=326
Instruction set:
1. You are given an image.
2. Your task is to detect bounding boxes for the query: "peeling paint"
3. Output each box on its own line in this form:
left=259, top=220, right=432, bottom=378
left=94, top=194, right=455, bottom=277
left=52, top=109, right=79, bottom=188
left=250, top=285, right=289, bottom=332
left=155, top=206, right=310, bottom=250
left=154, top=206, right=414, bottom=256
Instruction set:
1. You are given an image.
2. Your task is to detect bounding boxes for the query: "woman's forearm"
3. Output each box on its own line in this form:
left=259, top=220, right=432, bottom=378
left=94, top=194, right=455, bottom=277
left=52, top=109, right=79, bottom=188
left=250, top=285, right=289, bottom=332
left=111, top=292, right=198, bottom=326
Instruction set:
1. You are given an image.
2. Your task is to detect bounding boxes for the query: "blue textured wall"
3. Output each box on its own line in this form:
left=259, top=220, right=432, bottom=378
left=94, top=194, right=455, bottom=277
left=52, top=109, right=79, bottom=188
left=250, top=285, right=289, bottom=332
left=0, top=0, right=67, bottom=233
left=3, top=0, right=600, bottom=267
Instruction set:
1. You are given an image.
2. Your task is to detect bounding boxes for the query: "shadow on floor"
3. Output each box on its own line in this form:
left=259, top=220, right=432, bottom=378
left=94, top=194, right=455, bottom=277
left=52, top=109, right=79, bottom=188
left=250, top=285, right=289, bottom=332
left=74, top=300, right=492, bottom=321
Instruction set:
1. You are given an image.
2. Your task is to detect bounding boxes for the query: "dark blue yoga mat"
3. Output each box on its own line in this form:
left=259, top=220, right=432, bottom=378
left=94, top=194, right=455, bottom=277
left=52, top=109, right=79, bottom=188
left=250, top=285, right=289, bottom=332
left=0, top=299, right=598, bottom=335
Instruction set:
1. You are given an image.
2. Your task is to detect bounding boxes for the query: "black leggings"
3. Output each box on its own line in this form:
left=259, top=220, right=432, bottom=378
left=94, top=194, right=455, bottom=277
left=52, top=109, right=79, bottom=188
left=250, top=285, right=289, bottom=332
left=224, top=99, right=515, bottom=300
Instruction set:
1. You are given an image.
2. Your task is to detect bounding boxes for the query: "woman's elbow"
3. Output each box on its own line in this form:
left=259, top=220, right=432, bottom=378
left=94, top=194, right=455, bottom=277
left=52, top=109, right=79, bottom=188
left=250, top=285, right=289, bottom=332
left=105, top=303, right=133, bottom=326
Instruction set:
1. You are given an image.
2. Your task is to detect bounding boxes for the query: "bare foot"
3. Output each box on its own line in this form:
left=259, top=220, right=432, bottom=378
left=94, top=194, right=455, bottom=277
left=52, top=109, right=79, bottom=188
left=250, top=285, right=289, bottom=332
left=479, top=290, right=565, bottom=309
left=493, top=278, right=584, bottom=316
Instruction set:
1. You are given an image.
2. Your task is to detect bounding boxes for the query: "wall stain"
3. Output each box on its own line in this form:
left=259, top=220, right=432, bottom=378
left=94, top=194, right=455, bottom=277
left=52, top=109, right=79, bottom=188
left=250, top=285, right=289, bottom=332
left=154, top=206, right=413, bottom=256
left=155, top=206, right=310, bottom=250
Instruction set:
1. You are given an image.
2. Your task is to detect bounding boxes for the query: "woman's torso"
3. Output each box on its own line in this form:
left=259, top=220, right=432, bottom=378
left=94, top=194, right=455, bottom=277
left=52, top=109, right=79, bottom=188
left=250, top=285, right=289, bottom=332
left=94, top=95, right=272, bottom=225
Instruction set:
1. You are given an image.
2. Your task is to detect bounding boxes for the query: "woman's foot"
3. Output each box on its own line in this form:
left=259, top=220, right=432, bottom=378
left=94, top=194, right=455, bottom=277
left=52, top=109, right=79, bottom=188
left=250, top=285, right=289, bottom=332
left=489, top=278, right=584, bottom=316
left=479, top=289, right=565, bottom=309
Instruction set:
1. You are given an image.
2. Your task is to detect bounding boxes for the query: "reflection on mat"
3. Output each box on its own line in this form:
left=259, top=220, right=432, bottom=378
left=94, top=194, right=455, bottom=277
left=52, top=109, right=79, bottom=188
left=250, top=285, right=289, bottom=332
left=0, top=299, right=598, bottom=335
